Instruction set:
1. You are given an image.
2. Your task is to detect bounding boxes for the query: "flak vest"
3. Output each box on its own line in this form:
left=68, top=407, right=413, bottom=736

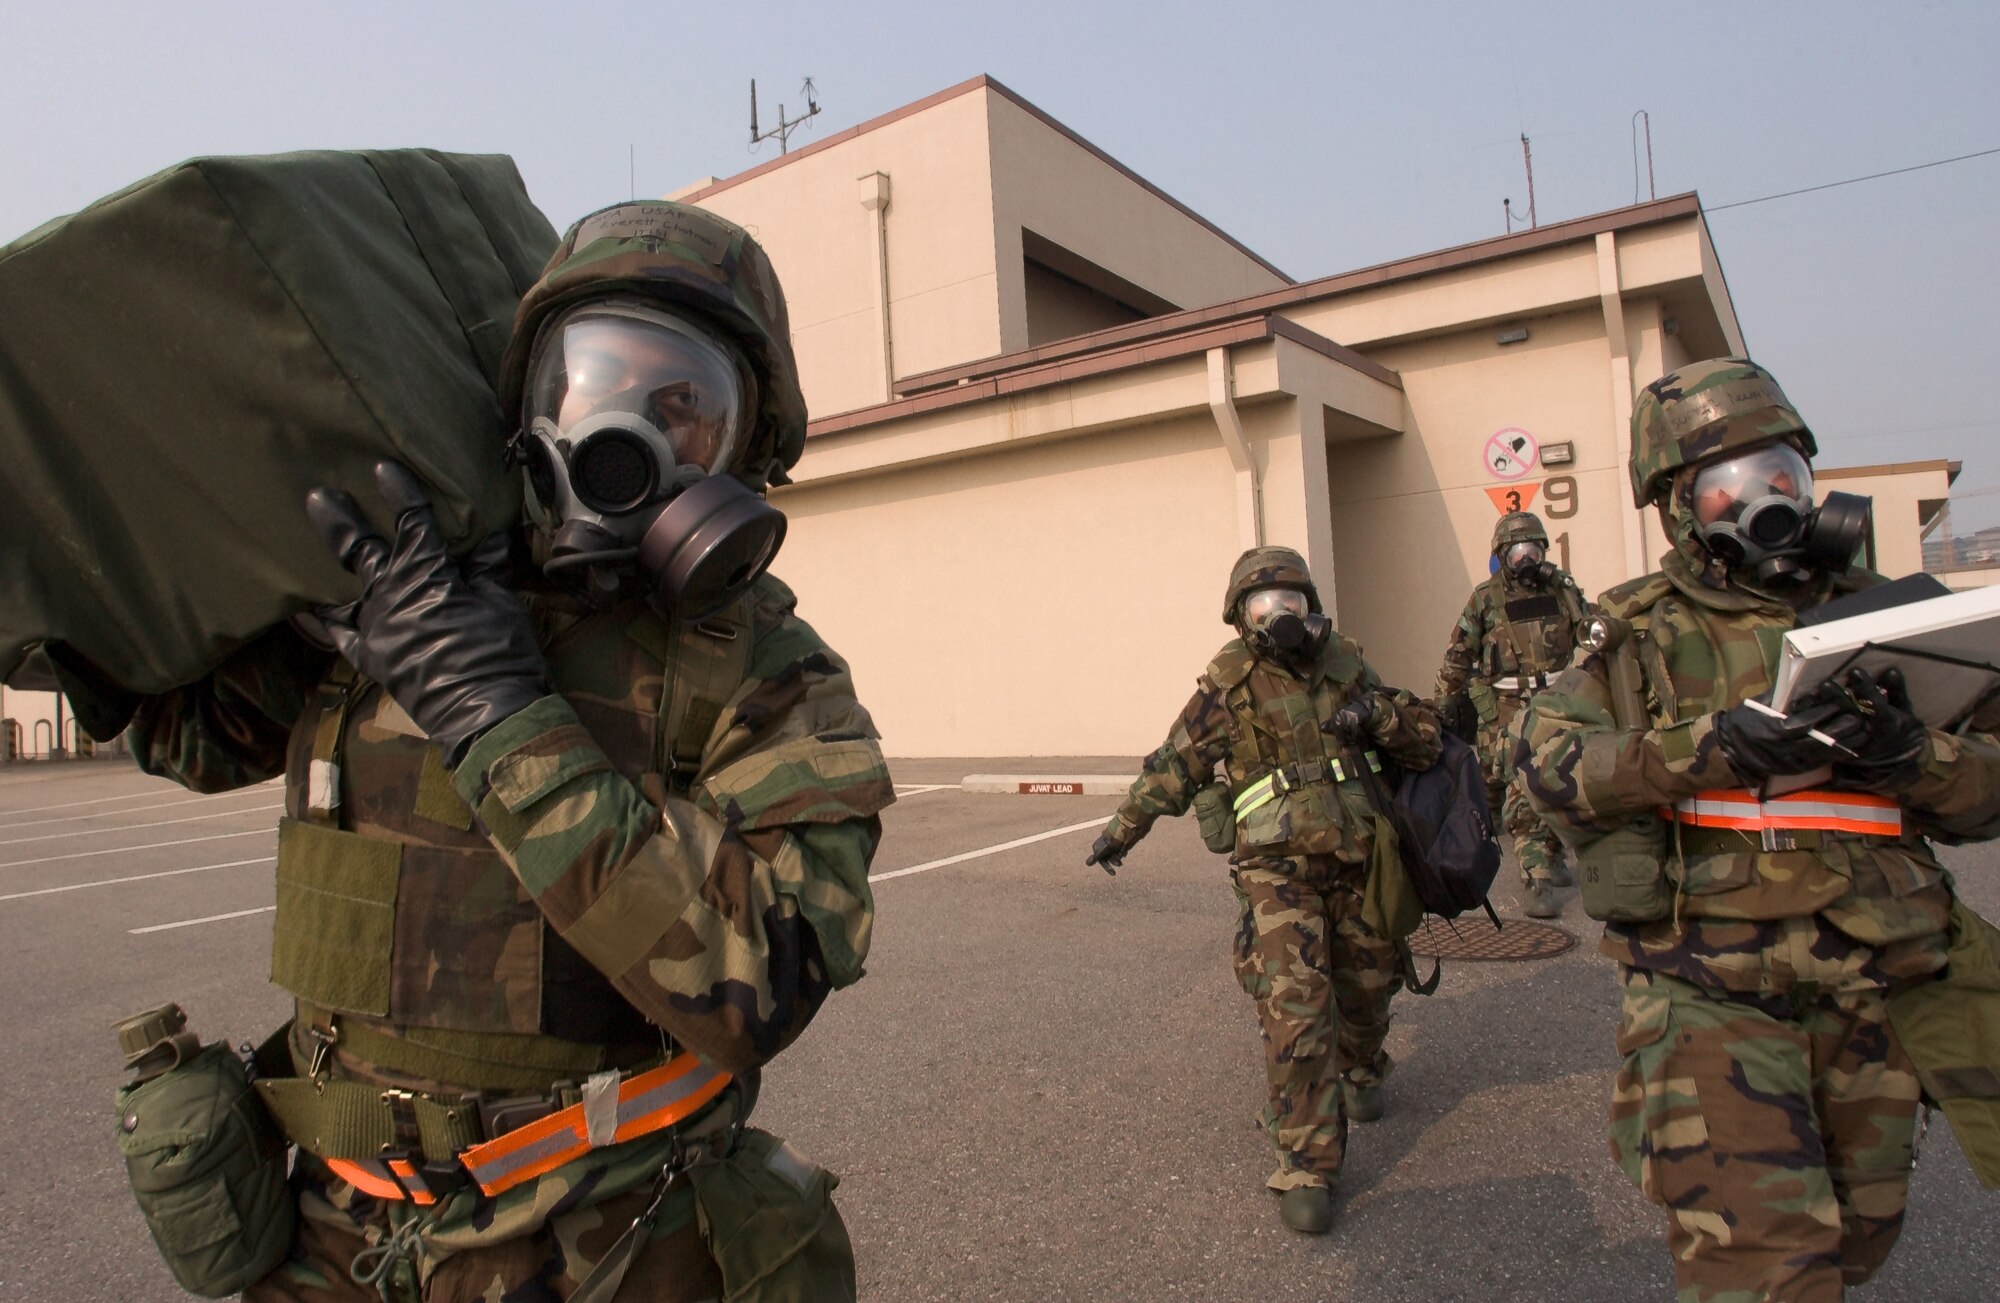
left=1480, top=577, right=1587, bottom=722
left=1587, top=572, right=1946, bottom=933
left=1210, top=639, right=1383, bottom=863
left=268, top=589, right=754, bottom=1093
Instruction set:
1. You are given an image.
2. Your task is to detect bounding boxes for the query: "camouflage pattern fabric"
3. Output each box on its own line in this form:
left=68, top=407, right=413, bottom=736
left=128, top=623, right=333, bottom=793
left=1628, top=358, right=1814, bottom=508
left=1435, top=562, right=1584, bottom=887
left=245, top=1125, right=853, bottom=1302
left=1515, top=545, right=2000, bottom=994
left=1101, top=601, right=1436, bottom=1188
left=1219, top=545, right=1322, bottom=623
left=130, top=568, right=889, bottom=1291
left=1104, top=634, right=1441, bottom=861
left=1232, top=855, right=1401, bottom=1191
left=1610, top=969, right=1919, bottom=1303
left=499, top=201, right=807, bottom=491
left=1515, top=530, right=2000, bottom=1295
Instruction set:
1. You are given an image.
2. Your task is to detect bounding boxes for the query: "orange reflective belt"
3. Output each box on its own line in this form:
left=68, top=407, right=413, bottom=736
left=460, top=1055, right=731, bottom=1198
left=325, top=1156, right=442, bottom=1206
left=1664, top=789, right=1903, bottom=837
left=326, top=1054, right=731, bottom=1204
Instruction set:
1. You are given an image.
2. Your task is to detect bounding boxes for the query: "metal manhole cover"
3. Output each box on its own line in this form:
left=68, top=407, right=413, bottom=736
left=1405, top=916, right=1575, bottom=962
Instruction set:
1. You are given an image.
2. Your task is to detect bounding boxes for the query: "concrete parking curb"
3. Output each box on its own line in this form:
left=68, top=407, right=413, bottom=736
left=960, top=774, right=1129, bottom=795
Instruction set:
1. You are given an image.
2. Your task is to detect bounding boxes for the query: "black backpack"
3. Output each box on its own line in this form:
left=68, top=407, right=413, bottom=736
left=1369, top=732, right=1501, bottom=924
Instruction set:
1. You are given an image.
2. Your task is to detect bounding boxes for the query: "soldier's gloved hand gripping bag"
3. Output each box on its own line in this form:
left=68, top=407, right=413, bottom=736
left=0, top=149, right=557, bottom=716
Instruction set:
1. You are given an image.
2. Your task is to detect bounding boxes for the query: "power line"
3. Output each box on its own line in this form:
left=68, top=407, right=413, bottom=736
left=1708, top=146, right=2000, bottom=211
left=1819, top=417, right=1999, bottom=442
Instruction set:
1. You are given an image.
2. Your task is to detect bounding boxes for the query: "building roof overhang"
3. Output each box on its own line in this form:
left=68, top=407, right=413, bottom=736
left=786, top=311, right=1401, bottom=488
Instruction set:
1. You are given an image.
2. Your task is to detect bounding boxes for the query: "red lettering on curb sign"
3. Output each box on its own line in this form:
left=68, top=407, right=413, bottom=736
left=1019, top=782, right=1084, bottom=795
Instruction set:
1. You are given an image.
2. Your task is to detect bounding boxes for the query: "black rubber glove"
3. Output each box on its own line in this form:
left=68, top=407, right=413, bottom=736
left=305, top=462, right=550, bottom=765
left=1440, top=692, right=1479, bottom=743
left=1328, top=692, right=1382, bottom=743
left=1711, top=696, right=1855, bottom=783
left=1818, top=667, right=1929, bottom=793
left=1085, top=831, right=1129, bottom=875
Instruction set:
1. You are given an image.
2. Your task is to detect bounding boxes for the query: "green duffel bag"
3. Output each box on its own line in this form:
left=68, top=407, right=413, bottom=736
left=0, top=148, right=557, bottom=705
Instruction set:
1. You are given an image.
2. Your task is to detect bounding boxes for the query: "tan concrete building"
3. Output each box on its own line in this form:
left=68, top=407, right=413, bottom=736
left=676, top=74, right=1954, bottom=757
left=1815, top=459, right=1959, bottom=579
left=0, top=76, right=1971, bottom=763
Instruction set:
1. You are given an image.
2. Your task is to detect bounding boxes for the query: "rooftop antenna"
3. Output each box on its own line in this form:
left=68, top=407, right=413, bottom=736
left=1503, top=196, right=1532, bottom=234
left=1519, top=133, right=1538, bottom=228
left=1631, top=110, right=1655, bottom=203
left=750, top=77, right=821, bottom=155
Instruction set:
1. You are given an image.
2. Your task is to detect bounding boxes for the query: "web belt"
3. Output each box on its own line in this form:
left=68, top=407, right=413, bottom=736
left=1233, top=752, right=1381, bottom=819
left=261, top=1053, right=732, bottom=1204
left=1662, top=788, right=1903, bottom=851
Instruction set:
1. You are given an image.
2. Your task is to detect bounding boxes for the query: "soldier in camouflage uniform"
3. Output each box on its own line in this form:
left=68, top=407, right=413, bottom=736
left=1435, top=510, right=1587, bottom=918
left=1516, top=358, right=2000, bottom=1301
left=129, top=202, right=893, bottom=1302
left=1085, top=547, right=1442, bottom=1236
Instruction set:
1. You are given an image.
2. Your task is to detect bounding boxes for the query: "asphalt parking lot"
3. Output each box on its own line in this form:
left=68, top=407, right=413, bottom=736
left=1, top=755, right=1994, bottom=1301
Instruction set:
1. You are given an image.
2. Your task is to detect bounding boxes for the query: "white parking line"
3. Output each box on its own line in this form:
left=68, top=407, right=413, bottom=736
left=0, top=802, right=283, bottom=847
left=892, top=784, right=957, bottom=796
left=130, top=905, right=275, bottom=935
left=0, top=779, right=281, bottom=821
left=0, top=828, right=272, bottom=870
left=0, top=786, right=282, bottom=831
left=870, top=818, right=1101, bottom=882
left=0, top=857, right=275, bottom=903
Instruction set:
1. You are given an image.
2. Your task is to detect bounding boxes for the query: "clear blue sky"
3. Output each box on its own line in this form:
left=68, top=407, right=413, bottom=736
left=7, top=1, right=1996, bottom=530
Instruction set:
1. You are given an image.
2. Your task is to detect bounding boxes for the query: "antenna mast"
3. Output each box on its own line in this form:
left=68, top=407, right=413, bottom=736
left=1631, top=110, right=1655, bottom=202
left=1519, top=134, right=1538, bottom=228
left=750, top=77, right=821, bottom=155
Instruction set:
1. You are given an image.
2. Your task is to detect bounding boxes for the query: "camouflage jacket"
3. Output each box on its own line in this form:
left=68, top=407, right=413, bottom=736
left=132, top=572, right=893, bottom=1083
left=1435, top=568, right=1588, bottom=727
left=1109, top=635, right=1441, bottom=863
left=1516, top=551, right=2000, bottom=993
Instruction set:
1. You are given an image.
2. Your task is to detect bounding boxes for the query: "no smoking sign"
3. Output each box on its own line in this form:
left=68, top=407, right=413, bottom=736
left=1484, top=427, right=1539, bottom=480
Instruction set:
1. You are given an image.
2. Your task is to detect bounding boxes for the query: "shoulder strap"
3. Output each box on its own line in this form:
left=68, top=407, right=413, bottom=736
left=302, top=660, right=359, bottom=826
left=649, top=598, right=757, bottom=791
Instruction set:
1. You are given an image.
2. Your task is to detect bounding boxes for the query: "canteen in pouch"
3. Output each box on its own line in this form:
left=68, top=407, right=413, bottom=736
left=1192, top=782, right=1238, bottom=854
left=113, top=1004, right=294, bottom=1297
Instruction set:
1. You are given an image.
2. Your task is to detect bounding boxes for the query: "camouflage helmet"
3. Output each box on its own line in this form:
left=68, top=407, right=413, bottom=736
left=499, top=200, right=807, bottom=491
left=1491, top=510, right=1548, bottom=554
left=1222, top=546, right=1321, bottom=624
left=1628, top=357, right=1814, bottom=508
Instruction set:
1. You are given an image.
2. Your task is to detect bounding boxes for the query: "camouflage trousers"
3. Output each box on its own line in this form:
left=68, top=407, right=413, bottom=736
left=1230, top=854, right=1402, bottom=1192
left=1610, top=968, right=1921, bottom=1303
left=246, top=1130, right=855, bottom=1303
left=1478, top=718, right=1566, bottom=887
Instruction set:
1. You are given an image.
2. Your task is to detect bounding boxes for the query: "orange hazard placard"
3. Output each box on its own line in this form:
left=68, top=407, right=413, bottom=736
left=1486, top=483, right=1539, bottom=514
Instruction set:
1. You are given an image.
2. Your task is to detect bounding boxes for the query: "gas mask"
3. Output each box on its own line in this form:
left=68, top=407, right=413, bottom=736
left=1501, top=541, right=1556, bottom=588
left=514, top=301, right=786, bottom=618
left=1688, top=442, right=1870, bottom=584
left=1242, top=587, right=1330, bottom=660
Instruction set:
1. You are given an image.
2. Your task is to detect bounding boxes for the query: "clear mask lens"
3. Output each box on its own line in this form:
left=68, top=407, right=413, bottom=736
left=1503, top=541, right=1546, bottom=570
left=526, top=304, right=745, bottom=475
left=1242, top=587, right=1309, bottom=627
left=1692, top=443, right=1814, bottom=532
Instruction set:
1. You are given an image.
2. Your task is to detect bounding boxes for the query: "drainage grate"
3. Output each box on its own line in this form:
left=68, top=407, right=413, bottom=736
left=1405, top=915, right=1575, bottom=962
